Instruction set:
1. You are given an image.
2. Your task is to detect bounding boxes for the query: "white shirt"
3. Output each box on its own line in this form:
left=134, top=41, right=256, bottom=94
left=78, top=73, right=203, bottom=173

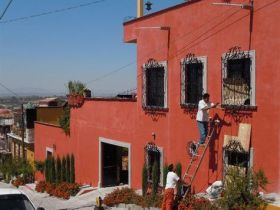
left=196, top=100, right=214, bottom=122
left=165, top=171, right=180, bottom=189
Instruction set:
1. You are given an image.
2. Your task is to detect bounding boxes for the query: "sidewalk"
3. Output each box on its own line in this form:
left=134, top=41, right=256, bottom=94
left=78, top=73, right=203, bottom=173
left=19, top=184, right=127, bottom=210
left=0, top=181, right=136, bottom=209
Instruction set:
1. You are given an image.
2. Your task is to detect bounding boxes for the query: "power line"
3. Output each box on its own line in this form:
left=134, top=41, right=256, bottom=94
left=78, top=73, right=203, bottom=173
left=86, top=0, right=278, bottom=94
left=86, top=6, right=238, bottom=85
left=0, top=0, right=13, bottom=20
left=85, top=61, right=136, bottom=84
left=86, top=0, right=278, bottom=87
left=0, top=81, right=21, bottom=99
left=0, top=0, right=105, bottom=24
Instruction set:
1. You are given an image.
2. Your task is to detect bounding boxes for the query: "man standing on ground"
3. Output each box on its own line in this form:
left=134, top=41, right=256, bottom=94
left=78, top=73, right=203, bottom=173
left=161, top=164, right=180, bottom=210
left=195, top=93, right=218, bottom=149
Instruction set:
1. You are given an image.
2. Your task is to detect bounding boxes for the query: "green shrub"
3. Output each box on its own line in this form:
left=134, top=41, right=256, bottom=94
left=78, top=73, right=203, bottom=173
left=70, top=154, right=75, bottom=183
left=0, top=157, right=34, bottom=183
left=218, top=167, right=268, bottom=210
left=59, top=106, right=70, bottom=135
left=163, top=164, right=168, bottom=188
left=50, top=157, right=56, bottom=184
left=103, top=187, right=163, bottom=208
left=56, top=156, right=62, bottom=183
left=67, top=80, right=85, bottom=95
left=66, top=154, right=71, bottom=183
left=44, top=158, right=50, bottom=183
left=62, top=156, right=67, bottom=182
left=34, top=160, right=45, bottom=173
left=175, top=162, right=182, bottom=196
left=142, top=163, right=148, bottom=196
left=152, top=161, right=160, bottom=196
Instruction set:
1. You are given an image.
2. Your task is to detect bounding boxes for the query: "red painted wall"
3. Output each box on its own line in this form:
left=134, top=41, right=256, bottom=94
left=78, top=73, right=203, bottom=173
left=35, top=0, right=280, bottom=193
left=35, top=99, right=137, bottom=186
left=123, top=0, right=280, bottom=192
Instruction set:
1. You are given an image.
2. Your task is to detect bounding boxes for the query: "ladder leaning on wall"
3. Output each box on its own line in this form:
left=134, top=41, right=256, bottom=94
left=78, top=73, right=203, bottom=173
left=182, top=119, right=221, bottom=198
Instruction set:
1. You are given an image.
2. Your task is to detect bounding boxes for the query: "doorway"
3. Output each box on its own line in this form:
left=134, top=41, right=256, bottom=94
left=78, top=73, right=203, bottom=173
left=100, top=140, right=130, bottom=187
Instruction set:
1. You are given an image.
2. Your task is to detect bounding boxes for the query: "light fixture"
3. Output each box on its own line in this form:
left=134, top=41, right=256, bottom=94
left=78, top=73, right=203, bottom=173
left=145, top=1, right=152, bottom=11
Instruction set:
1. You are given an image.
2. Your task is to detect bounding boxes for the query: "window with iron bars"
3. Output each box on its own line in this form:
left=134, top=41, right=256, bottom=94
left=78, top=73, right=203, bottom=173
left=142, top=60, right=167, bottom=109
left=144, top=142, right=162, bottom=184
left=181, top=55, right=207, bottom=106
left=222, top=48, right=256, bottom=107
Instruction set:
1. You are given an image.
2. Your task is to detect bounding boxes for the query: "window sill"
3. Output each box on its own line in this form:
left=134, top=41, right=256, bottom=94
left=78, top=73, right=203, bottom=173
left=221, top=104, right=257, bottom=111
left=181, top=103, right=198, bottom=109
left=143, top=106, right=169, bottom=112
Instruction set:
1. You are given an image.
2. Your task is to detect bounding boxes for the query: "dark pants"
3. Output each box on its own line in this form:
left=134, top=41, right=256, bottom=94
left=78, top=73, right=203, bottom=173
left=197, top=121, right=208, bottom=144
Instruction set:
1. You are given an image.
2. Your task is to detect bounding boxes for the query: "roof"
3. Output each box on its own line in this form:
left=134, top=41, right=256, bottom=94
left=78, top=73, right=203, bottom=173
left=7, top=133, right=33, bottom=144
left=0, top=188, right=22, bottom=195
left=39, top=97, right=58, bottom=103
left=0, top=109, right=13, bottom=118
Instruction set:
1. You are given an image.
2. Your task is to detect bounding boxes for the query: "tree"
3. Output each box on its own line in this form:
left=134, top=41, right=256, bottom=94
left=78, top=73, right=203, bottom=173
left=70, top=154, right=75, bottom=183
left=66, top=154, right=71, bottom=183
left=142, top=163, right=148, bottom=196
left=56, top=156, right=62, bottom=183
left=62, top=156, right=67, bottom=182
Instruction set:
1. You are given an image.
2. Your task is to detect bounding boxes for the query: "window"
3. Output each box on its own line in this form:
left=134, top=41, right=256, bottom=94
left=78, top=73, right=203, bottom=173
left=144, top=142, right=163, bottom=184
left=226, top=151, right=249, bottom=167
left=143, top=59, right=167, bottom=109
left=181, top=55, right=207, bottom=106
left=222, top=47, right=256, bottom=106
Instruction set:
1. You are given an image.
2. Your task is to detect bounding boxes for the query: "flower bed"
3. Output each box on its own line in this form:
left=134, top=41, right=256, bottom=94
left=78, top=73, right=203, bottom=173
left=35, top=181, right=80, bottom=200
left=103, top=187, right=162, bottom=208
left=12, top=177, right=24, bottom=188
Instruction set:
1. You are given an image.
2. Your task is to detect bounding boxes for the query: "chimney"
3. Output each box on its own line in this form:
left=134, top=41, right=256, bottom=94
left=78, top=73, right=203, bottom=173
left=137, top=0, right=143, bottom=18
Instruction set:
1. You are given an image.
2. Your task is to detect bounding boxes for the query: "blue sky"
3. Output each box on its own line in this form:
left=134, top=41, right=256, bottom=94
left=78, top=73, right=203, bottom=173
left=0, top=0, right=183, bottom=96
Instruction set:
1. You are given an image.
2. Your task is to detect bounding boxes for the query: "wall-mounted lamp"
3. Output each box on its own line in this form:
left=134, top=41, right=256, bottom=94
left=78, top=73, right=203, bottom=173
left=145, top=1, right=152, bottom=11
left=152, top=132, right=156, bottom=140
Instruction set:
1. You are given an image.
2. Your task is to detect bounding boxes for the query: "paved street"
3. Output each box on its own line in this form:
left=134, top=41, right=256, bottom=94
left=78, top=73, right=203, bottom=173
left=0, top=182, right=115, bottom=210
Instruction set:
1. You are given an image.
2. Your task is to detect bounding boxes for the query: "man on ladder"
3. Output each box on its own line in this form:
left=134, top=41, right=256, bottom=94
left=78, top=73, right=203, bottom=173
left=191, top=93, right=219, bottom=155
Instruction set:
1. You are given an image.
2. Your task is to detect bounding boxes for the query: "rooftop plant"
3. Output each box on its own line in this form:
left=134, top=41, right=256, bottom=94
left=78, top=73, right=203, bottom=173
left=67, top=80, right=86, bottom=96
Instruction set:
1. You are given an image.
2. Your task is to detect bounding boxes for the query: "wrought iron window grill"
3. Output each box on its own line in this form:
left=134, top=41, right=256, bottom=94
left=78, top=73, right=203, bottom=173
left=181, top=53, right=202, bottom=65
left=144, top=58, right=164, bottom=69
left=222, top=47, right=253, bottom=108
left=142, top=59, right=167, bottom=110
left=181, top=53, right=204, bottom=107
left=223, top=139, right=249, bottom=168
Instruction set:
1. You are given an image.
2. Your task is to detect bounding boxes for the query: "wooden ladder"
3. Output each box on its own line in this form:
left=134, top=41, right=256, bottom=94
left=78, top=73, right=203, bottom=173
left=182, top=119, right=220, bottom=198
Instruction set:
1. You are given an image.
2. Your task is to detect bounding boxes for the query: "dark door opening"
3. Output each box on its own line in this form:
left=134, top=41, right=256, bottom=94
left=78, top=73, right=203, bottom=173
left=102, top=142, right=129, bottom=187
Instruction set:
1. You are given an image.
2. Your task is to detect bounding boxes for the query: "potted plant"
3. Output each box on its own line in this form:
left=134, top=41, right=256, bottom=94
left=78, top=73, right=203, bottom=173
left=67, top=80, right=86, bottom=108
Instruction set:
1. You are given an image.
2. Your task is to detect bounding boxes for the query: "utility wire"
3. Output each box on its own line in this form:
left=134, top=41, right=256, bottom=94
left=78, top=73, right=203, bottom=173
left=86, top=6, right=238, bottom=85
left=87, top=0, right=278, bottom=94
left=86, top=0, right=278, bottom=87
left=85, top=61, right=136, bottom=84
left=0, top=0, right=105, bottom=24
left=0, top=81, right=21, bottom=100
left=0, top=0, right=13, bottom=20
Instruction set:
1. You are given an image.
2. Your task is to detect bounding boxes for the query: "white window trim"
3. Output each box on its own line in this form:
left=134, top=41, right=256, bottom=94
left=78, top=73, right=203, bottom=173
left=142, top=61, right=168, bottom=109
left=98, top=137, right=131, bottom=188
left=180, top=56, right=207, bottom=105
left=221, top=50, right=256, bottom=106
left=45, top=147, right=53, bottom=157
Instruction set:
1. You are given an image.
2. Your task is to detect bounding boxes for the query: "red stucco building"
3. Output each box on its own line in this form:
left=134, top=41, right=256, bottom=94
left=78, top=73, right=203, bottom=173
left=35, top=0, right=280, bottom=193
